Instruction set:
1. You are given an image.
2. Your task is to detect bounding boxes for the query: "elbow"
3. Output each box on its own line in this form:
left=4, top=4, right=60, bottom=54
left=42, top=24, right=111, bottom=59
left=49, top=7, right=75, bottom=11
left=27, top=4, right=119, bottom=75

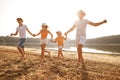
left=92, top=24, right=99, bottom=27
left=94, top=25, right=98, bottom=27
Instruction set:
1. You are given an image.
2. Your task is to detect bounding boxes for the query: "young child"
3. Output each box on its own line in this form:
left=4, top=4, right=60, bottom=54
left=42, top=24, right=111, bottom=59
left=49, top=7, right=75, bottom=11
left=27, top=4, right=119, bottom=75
left=65, top=10, right=107, bottom=63
left=53, top=31, right=67, bottom=60
left=10, top=18, right=34, bottom=60
left=34, top=23, right=53, bottom=62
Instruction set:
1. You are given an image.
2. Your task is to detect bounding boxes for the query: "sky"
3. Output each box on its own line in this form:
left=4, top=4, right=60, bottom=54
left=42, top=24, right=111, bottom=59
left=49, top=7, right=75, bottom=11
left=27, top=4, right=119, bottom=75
left=0, top=0, right=120, bottom=39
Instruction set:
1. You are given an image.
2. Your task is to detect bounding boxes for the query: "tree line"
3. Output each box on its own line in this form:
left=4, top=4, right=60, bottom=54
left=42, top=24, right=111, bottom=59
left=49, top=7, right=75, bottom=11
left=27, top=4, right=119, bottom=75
left=85, top=35, right=120, bottom=44
left=0, top=35, right=120, bottom=47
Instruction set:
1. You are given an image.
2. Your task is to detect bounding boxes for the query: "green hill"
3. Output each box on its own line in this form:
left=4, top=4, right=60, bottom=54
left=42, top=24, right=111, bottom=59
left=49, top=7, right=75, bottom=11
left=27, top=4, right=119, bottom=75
left=85, top=35, right=120, bottom=44
left=84, top=35, right=120, bottom=53
left=0, top=35, right=120, bottom=46
left=0, top=35, right=120, bottom=53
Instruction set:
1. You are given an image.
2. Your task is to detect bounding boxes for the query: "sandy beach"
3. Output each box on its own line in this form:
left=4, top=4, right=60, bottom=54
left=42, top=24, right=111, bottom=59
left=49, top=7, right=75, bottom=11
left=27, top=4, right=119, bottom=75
left=0, top=46, right=120, bottom=80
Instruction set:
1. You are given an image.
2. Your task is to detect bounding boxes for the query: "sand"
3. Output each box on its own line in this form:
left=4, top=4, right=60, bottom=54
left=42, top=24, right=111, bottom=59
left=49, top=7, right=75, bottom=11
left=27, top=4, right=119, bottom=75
left=0, top=46, right=120, bottom=80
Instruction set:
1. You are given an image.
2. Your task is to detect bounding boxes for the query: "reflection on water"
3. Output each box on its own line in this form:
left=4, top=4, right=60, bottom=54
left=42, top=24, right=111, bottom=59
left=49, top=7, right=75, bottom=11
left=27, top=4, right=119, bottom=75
left=1, top=43, right=120, bottom=54
left=46, top=47, right=119, bottom=54
left=45, top=44, right=120, bottom=54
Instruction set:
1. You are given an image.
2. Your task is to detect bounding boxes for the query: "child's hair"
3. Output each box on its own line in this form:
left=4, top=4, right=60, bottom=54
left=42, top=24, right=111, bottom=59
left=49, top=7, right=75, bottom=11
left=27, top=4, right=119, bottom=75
left=56, top=31, right=62, bottom=35
left=42, top=23, right=48, bottom=29
left=16, top=18, right=23, bottom=22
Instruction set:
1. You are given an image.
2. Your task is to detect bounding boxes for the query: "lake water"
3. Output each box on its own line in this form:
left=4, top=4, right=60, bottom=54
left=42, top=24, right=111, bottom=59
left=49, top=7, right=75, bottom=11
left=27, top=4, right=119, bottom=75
left=1, top=43, right=120, bottom=54
left=46, top=47, right=120, bottom=54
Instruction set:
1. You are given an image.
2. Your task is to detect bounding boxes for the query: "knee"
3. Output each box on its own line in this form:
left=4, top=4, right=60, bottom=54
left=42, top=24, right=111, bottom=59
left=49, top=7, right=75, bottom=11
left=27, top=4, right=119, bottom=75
left=78, top=44, right=83, bottom=48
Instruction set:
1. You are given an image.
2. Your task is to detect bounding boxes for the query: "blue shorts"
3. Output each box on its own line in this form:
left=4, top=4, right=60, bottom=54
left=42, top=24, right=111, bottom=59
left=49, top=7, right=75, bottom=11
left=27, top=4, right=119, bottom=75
left=18, top=38, right=26, bottom=48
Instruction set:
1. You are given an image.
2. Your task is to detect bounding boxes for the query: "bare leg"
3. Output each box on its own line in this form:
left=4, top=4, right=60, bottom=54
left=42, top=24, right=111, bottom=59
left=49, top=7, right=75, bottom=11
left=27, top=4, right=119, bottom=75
left=17, top=46, right=24, bottom=60
left=57, top=49, right=61, bottom=59
left=22, top=47, right=26, bottom=59
left=44, top=50, right=51, bottom=57
left=77, top=44, right=84, bottom=63
left=60, top=49, right=64, bottom=60
left=22, top=47, right=25, bottom=55
left=57, top=49, right=64, bottom=60
left=40, top=44, right=46, bottom=62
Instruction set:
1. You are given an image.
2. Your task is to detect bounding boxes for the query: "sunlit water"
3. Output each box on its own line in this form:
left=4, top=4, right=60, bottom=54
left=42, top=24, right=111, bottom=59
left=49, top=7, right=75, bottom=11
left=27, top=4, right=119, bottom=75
left=46, top=47, right=119, bottom=54
left=1, top=42, right=119, bottom=54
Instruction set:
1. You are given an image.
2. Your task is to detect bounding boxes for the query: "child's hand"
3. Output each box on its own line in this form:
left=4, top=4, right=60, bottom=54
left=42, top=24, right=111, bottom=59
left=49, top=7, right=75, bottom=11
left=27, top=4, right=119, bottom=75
left=64, top=32, right=68, bottom=36
left=51, top=39, right=55, bottom=42
left=64, top=33, right=67, bottom=36
left=50, top=39, right=53, bottom=42
left=50, top=39, right=54, bottom=42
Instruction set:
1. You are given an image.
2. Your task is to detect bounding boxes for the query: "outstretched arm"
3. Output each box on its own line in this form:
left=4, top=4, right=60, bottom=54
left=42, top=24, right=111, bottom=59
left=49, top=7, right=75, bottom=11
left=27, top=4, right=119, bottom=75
left=88, top=20, right=107, bottom=26
left=64, top=24, right=76, bottom=35
left=10, top=30, right=18, bottom=36
left=26, top=28, right=34, bottom=36
left=35, top=30, right=41, bottom=36
left=64, top=34, right=67, bottom=40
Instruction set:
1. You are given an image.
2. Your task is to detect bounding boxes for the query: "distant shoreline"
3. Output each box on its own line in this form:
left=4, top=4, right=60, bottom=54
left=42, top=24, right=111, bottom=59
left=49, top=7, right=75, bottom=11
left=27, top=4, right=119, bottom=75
left=1, top=45, right=120, bottom=55
left=0, top=35, right=120, bottom=53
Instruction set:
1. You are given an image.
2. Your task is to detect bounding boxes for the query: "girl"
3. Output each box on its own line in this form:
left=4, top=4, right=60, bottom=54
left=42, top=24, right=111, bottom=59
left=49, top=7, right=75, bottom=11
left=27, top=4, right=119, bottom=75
left=53, top=31, right=67, bottom=60
left=35, top=23, right=53, bottom=62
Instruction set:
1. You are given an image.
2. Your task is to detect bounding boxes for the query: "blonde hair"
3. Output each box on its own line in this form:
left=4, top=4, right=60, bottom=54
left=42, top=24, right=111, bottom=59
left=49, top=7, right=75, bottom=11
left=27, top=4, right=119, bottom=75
left=56, top=31, right=62, bottom=35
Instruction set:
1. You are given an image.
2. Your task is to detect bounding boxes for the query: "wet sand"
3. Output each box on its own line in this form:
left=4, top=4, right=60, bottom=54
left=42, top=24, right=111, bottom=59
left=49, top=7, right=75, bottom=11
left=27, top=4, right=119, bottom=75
left=0, top=46, right=120, bottom=80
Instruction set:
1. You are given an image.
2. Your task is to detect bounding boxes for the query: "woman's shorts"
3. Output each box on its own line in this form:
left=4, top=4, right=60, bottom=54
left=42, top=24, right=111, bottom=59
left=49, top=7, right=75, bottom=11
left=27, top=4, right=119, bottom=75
left=40, top=39, right=48, bottom=44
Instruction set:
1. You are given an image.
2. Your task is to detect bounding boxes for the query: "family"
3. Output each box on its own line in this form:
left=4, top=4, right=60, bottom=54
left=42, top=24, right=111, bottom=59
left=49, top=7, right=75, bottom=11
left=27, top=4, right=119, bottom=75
left=10, top=10, right=107, bottom=63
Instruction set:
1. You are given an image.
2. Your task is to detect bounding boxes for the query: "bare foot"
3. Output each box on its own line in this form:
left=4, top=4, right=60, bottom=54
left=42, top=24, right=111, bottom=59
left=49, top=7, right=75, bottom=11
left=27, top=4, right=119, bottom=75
left=20, top=56, right=24, bottom=61
left=78, top=60, right=84, bottom=64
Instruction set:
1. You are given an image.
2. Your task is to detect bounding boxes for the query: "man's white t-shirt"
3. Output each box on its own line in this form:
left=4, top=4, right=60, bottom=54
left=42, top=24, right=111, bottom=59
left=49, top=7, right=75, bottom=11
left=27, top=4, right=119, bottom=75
left=75, top=19, right=90, bottom=37
left=16, top=25, right=27, bottom=38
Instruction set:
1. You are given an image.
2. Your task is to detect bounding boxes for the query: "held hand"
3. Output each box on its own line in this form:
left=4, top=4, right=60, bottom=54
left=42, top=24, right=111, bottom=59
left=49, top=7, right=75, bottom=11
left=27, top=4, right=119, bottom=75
left=64, top=32, right=68, bottom=35
left=32, top=34, right=36, bottom=37
left=50, top=39, right=54, bottom=42
left=51, top=39, right=56, bottom=42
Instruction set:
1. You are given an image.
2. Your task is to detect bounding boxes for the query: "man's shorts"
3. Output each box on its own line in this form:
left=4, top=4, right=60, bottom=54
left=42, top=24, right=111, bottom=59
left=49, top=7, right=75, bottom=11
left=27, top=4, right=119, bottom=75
left=76, top=36, right=86, bottom=45
left=18, top=38, right=26, bottom=48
